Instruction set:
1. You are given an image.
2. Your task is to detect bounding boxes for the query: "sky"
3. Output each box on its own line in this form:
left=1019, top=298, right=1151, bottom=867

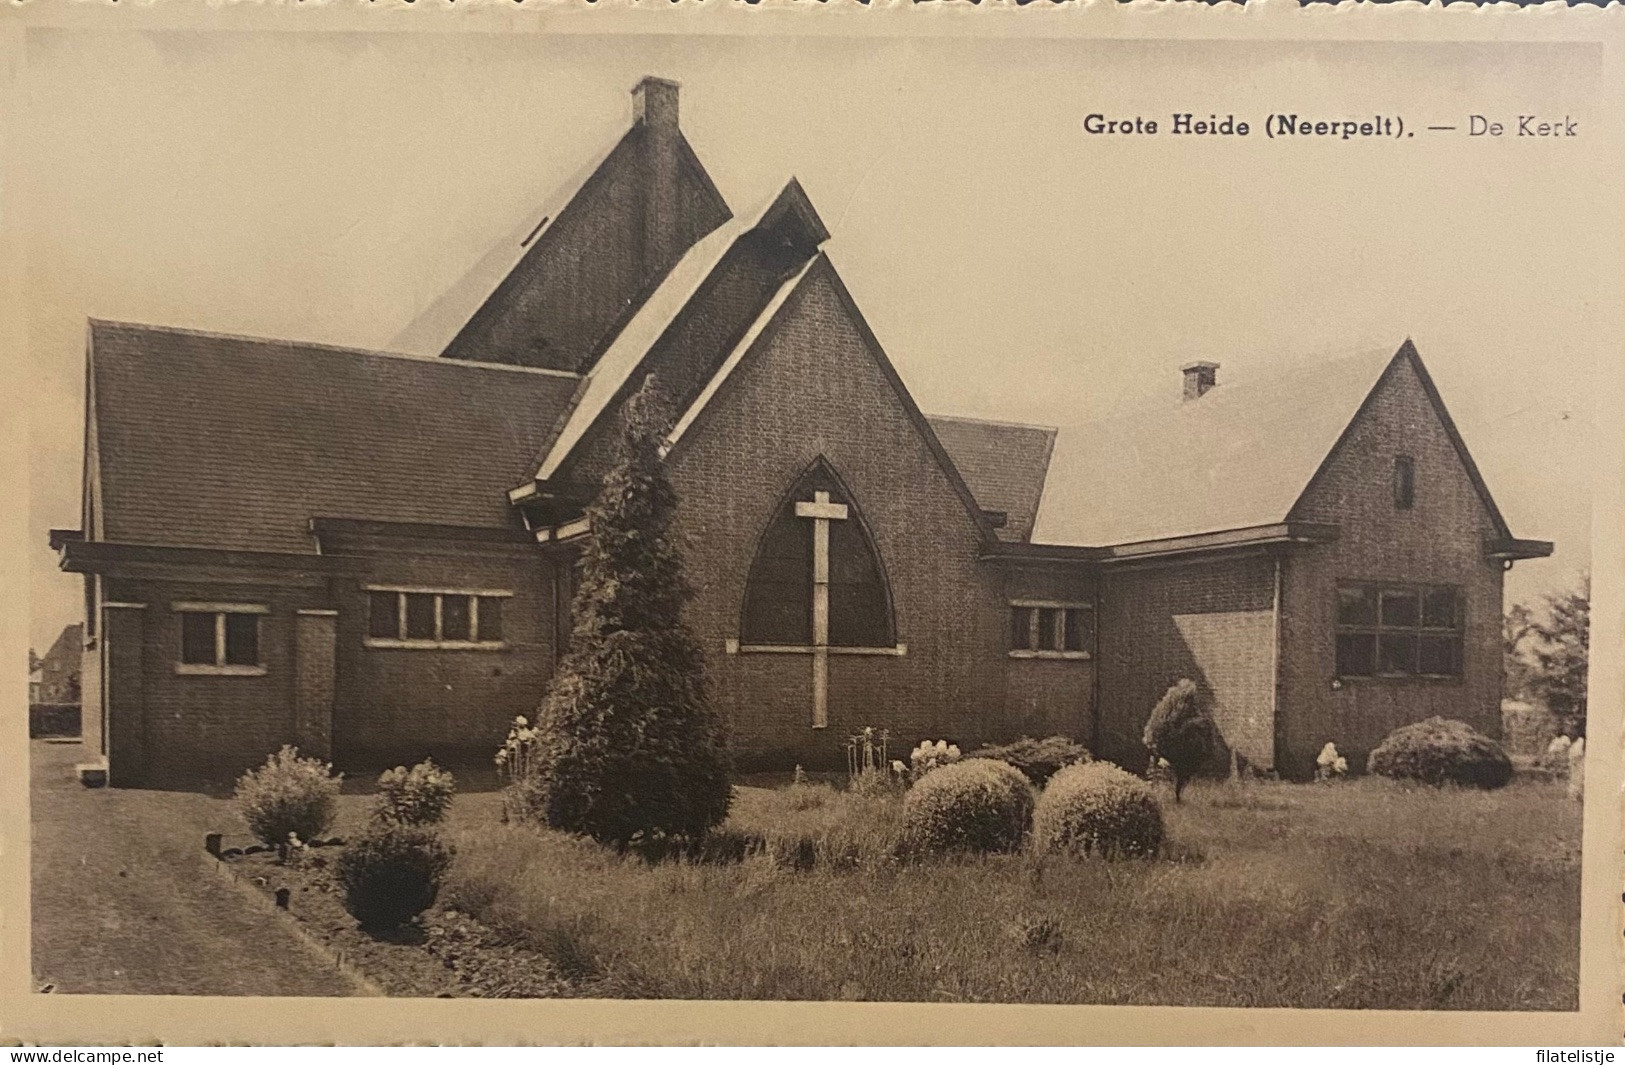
left=19, top=28, right=1609, bottom=650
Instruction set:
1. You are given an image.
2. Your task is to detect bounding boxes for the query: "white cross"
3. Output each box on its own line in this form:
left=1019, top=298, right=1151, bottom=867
left=794, top=490, right=848, bottom=728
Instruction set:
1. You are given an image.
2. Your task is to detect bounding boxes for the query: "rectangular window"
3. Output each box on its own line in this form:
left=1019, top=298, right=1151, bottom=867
left=1335, top=581, right=1461, bottom=678
left=1011, top=606, right=1036, bottom=650
left=368, top=592, right=397, bottom=639
left=1009, top=602, right=1092, bottom=659
left=223, top=613, right=259, bottom=666
left=1393, top=454, right=1415, bottom=510
left=1063, top=607, right=1092, bottom=653
left=180, top=612, right=217, bottom=665
left=363, top=587, right=510, bottom=648
left=174, top=603, right=267, bottom=674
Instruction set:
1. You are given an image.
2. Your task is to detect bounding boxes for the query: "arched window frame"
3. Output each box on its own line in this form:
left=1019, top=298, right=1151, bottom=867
left=736, top=457, right=898, bottom=651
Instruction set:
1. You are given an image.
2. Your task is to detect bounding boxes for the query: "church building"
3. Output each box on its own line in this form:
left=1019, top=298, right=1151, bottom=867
left=52, top=77, right=1552, bottom=787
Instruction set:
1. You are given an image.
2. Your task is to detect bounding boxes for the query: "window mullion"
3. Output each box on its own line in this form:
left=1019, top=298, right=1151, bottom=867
left=214, top=613, right=226, bottom=667
left=470, top=596, right=480, bottom=643
left=434, top=595, right=444, bottom=642
left=1028, top=609, right=1039, bottom=651
left=397, top=593, right=407, bottom=640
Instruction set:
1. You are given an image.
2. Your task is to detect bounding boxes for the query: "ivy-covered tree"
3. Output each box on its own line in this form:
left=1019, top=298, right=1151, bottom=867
left=520, top=376, right=731, bottom=847
left=1142, top=678, right=1219, bottom=803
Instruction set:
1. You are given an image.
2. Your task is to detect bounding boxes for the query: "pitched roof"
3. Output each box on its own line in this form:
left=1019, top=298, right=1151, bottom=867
left=387, top=132, right=626, bottom=357
left=532, top=180, right=826, bottom=485
left=926, top=415, right=1057, bottom=542
left=388, top=123, right=730, bottom=367
left=1029, top=347, right=1402, bottom=547
left=89, top=321, right=581, bottom=554
left=665, top=254, right=823, bottom=451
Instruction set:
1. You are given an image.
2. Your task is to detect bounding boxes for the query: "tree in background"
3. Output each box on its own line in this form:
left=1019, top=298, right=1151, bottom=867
left=517, top=376, right=731, bottom=848
left=1502, top=602, right=1536, bottom=703
left=1507, top=574, right=1589, bottom=740
left=1142, top=678, right=1219, bottom=803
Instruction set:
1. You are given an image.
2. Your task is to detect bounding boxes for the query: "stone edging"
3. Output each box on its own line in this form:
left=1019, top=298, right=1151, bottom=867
left=200, top=841, right=386, bottom=998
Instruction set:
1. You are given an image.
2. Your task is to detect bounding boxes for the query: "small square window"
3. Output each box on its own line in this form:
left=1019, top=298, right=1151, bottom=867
left=1337, top=586, right=1377, bottom=627
left=1379, top=589, right=1419, bottom=628
left=477, top=597, right=504, bottom=642
left=442, top=595, right=472, bottom=642
left=1419, top=634, right=1462, bottom=676
left=404, top=594, right=436, bottom=640
left=1422, top=587, right=1459, bottom=630
left=180, top=613, right=216, bottom=665
left=223, top=613, right=259, bottom=666
left=1336, top=632, right=1376, bottom=676
left=1377, top=633, right=1418, bottom=675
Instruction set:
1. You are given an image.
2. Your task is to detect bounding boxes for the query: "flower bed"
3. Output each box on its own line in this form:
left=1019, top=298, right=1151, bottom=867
left=211, top=829, right=565, bottom=999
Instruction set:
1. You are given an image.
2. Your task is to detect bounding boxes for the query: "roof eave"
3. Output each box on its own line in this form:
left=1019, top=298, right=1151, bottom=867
left=1486, top=537, right=1554, bottom=561
left=59, top=539, right=370, bottom=577
left=988, top=521, right=1340, bottom=564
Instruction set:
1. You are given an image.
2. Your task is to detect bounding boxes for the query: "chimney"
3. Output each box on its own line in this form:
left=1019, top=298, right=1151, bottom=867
left=633, top=76, right=682, bottom=277
left=1181, top=361, right=1219, bottom=401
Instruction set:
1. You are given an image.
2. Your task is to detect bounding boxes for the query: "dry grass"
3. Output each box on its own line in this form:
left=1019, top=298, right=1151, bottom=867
left=442, top=775, right=1580, bottom=1008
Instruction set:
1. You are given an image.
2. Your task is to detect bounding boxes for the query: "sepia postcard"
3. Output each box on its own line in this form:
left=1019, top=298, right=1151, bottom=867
left=2, top=0, right=1622, bottom=1047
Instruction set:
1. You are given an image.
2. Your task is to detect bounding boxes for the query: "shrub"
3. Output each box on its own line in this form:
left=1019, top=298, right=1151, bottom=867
left=514, top=381, right=731, bottom=847
left=374, top=759, right=456, bottom=827
left=1142, top=678, right=1220, bottom=802
left=967, top=735, right=1091, bottom=787
left=234, top=745, right=342, bottom=848
left=902, top=758, right=1034, bottom=855
left=1366, top=717, right=1513, bottom=789
left=1032, top=761, right=1164, bottom=859
left=1314, top=742, right=1349, bottom=782
left=336, top=824, right=455, bottom=931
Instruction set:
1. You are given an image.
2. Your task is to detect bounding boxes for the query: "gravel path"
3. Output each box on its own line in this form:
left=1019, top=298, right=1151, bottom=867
left=30, top=739, right=362, bottom=996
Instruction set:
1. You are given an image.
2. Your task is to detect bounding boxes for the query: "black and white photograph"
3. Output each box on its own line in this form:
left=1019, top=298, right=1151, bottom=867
left=6, top=10, right=1621, bottom=1046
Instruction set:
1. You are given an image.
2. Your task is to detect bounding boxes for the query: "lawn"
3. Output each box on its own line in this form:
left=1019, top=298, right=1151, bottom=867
left=440, top=775, right=1582, bottom=1008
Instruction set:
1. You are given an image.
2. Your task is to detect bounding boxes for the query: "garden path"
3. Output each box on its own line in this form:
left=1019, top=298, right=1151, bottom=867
left=30, top=739, right=361, bottom=996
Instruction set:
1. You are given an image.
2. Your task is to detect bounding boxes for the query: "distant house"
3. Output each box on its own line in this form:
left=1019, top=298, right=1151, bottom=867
left=52, top=77, right=1552, bottom=787
left=36, top=624, right=82, bottom=705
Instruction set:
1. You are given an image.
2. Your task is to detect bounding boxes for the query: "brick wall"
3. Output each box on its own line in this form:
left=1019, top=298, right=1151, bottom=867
left=104, top=574, right=326, bottom=786
left=560, top=233, right=814, bottom=491
left=664, top=258, right=1009, bottom=769
left=443, top=129, right=729, bottom=372
left=1097, top=553, right=1277, bottom=771
left=1002, top=562, right=1097, bottom=747
left=1279, top=355, right=1505, bottom=779
left=330, top=537, right=555, bottom=770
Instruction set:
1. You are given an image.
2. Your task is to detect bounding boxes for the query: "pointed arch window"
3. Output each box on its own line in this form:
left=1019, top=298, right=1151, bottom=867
left=740, top=462, right=895, bottom=648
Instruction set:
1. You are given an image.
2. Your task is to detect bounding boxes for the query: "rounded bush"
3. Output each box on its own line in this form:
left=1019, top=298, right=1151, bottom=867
left=1032, top=761, right=1164, bottom=859
left=902, top=758, right=1034, bottom=855
left=374, top=759, right=457, bottom=827
left=1366, top=717, right=1513, bottom=789
left=336, top=825, right=455, bottom=931
left=234, top=745, right=342, bottom=848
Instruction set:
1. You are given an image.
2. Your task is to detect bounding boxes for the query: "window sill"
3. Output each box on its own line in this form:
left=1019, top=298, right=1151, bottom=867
left=363, top=638, right=508, bottom=652
left=725, top=640, right=907, bottom=657
left=1333, top=673, right=1463, bottom=686
left=1007, top=650, right=1092, bottom=661
left=175, top=664, right=267, bottom=677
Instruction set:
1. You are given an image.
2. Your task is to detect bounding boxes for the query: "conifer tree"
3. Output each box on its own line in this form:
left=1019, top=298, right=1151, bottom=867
left=523, top=376, right=731, bottom=847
